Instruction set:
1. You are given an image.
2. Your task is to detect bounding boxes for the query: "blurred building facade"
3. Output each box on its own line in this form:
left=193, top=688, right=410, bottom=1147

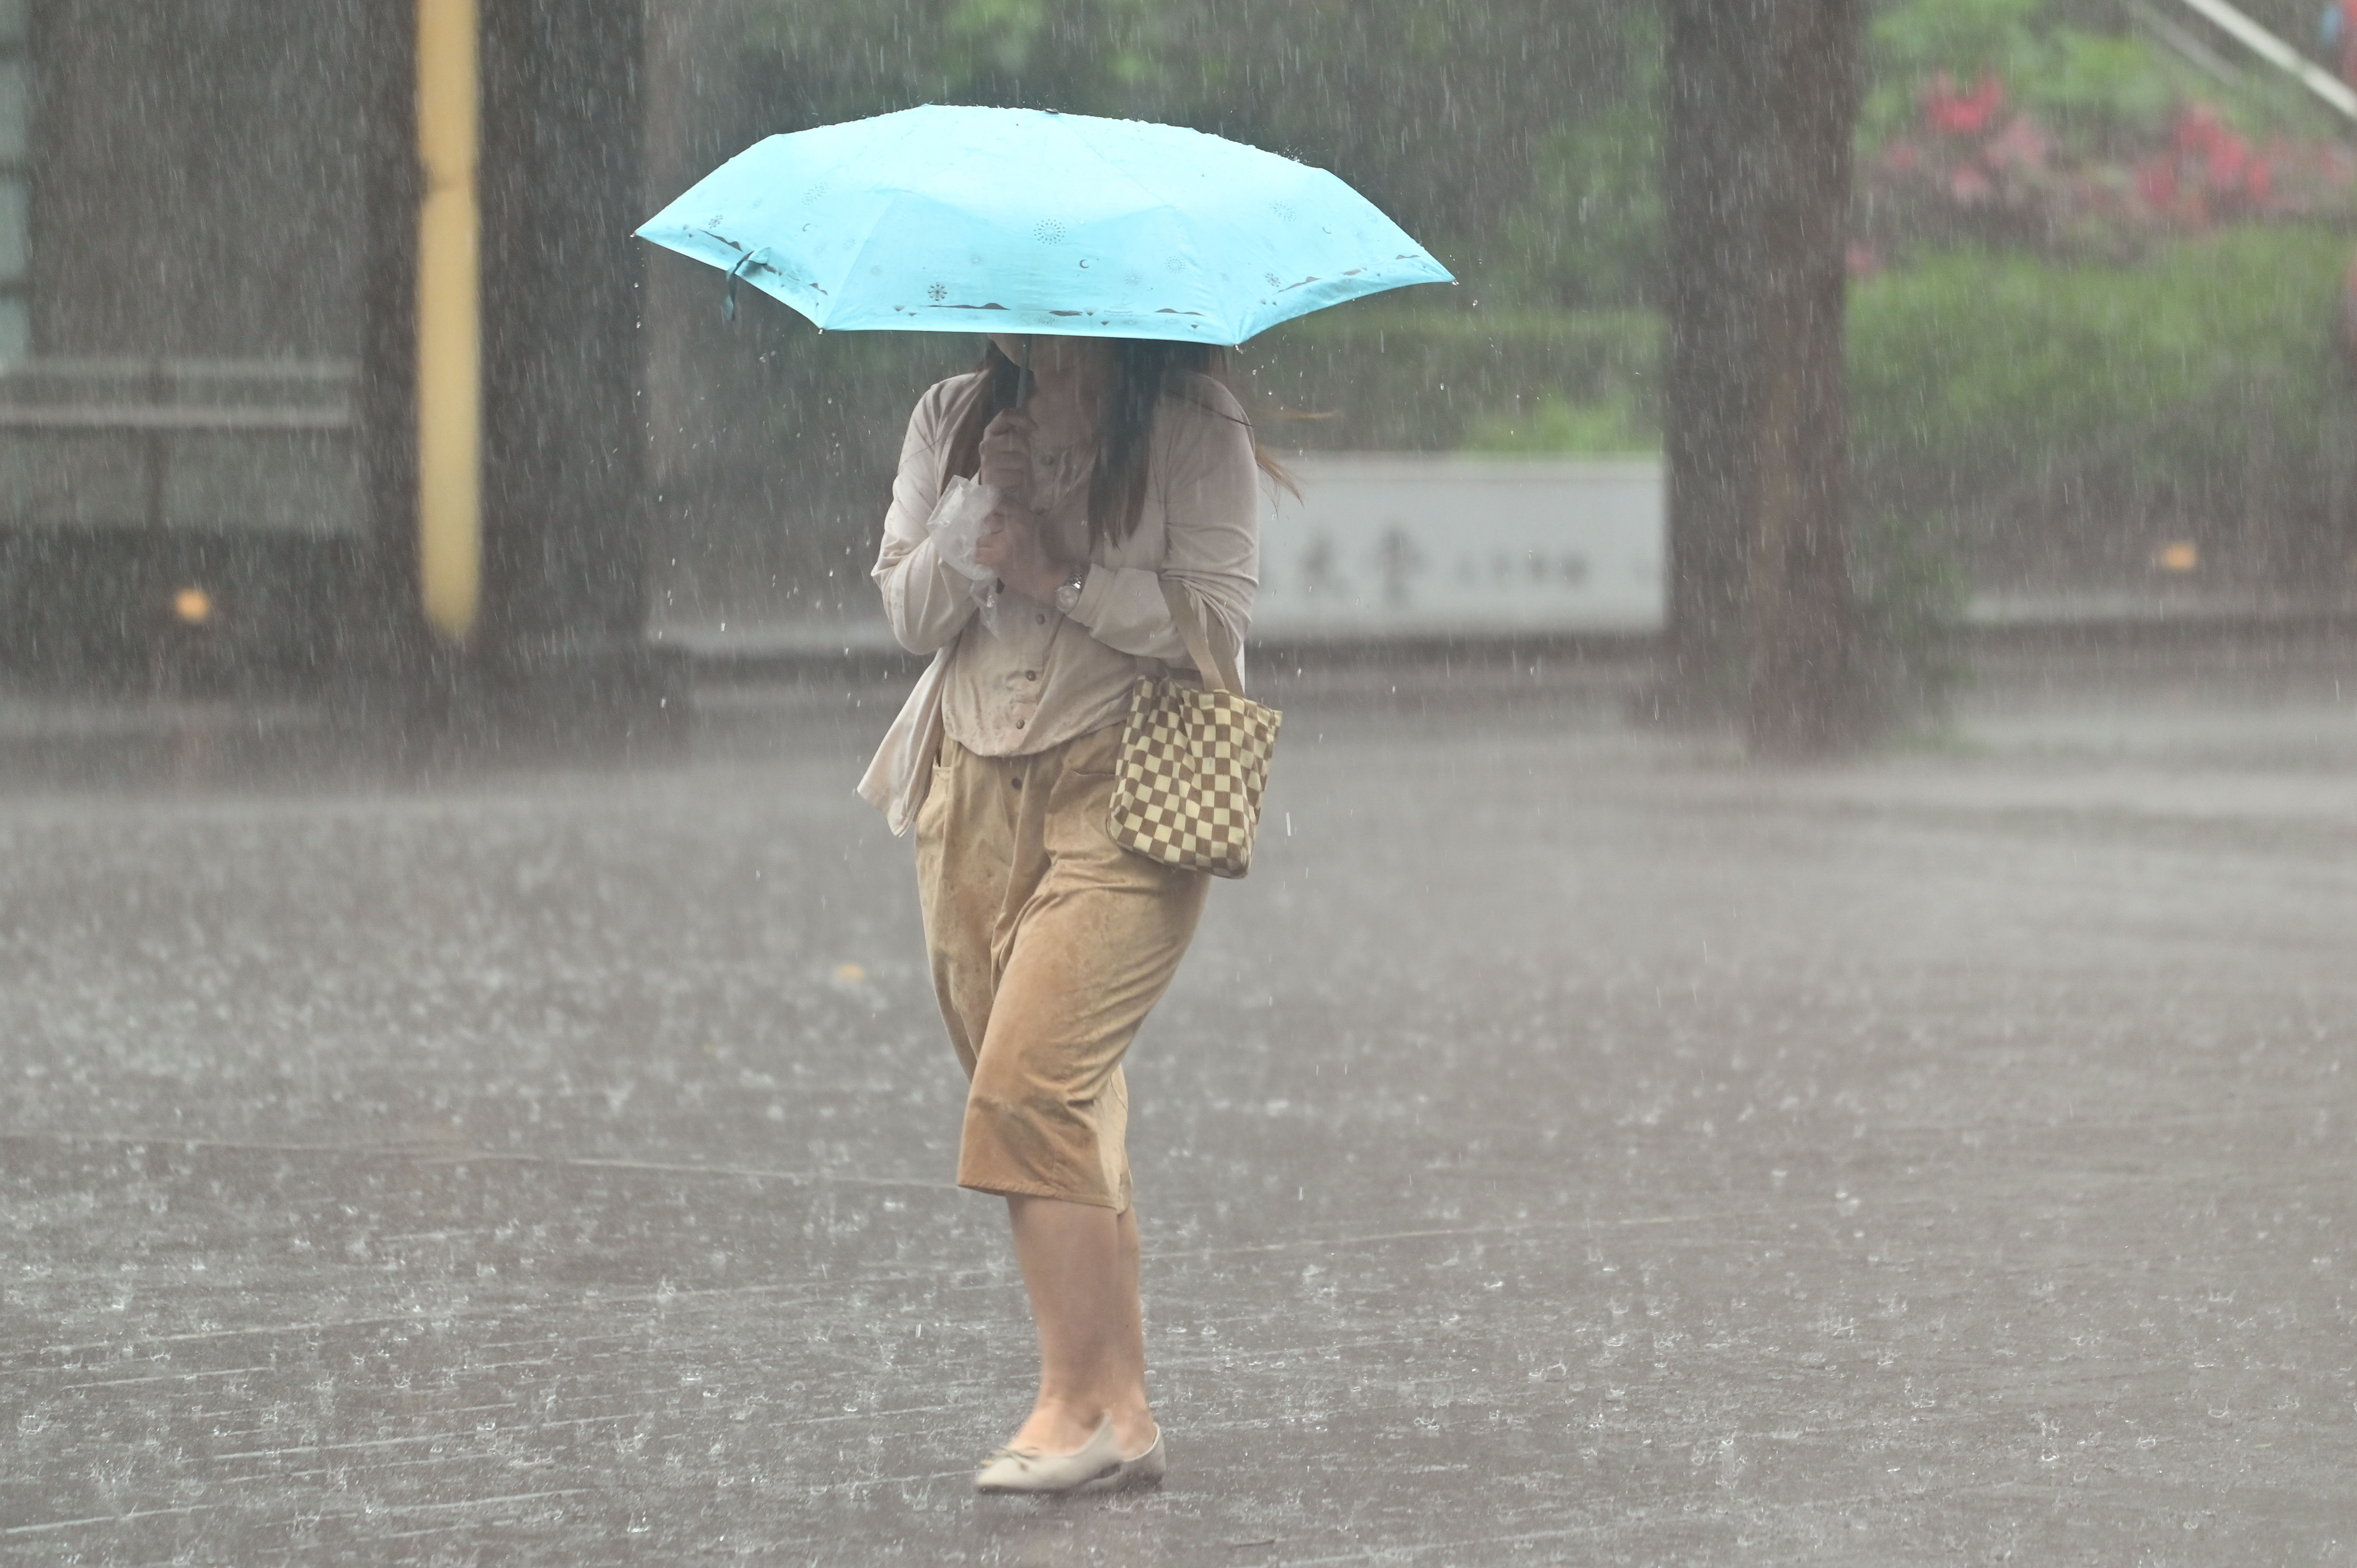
left=0, top=0, right=649, bottom=707
left=0, top=0, right=372, bottom=680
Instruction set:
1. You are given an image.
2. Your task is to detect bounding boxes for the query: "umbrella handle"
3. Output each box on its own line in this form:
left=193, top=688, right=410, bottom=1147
left=1016, top=336, right=1033, bottom=411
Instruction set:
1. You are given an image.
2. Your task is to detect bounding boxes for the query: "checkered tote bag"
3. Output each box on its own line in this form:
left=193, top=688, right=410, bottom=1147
left=1109, top=581, right=1280, bottom=879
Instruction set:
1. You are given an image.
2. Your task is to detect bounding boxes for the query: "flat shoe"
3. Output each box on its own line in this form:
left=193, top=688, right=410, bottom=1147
left=973, top=1415, right=1124, bottom=1495
left=1076, top=1427, right=1165, bottom=1495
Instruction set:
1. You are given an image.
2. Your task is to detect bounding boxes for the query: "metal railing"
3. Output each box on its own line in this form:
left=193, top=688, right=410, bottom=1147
left=0, top=358, right=361, bottom=535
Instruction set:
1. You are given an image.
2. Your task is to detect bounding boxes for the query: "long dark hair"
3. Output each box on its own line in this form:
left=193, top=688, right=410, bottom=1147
left=944, top=337, right=1291, bottom=553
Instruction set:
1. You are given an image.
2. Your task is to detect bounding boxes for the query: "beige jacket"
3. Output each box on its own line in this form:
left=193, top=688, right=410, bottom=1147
left=858, top=368, right=1261, bottom=833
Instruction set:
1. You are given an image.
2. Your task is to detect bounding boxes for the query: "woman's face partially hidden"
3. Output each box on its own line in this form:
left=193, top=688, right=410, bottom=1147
left=985, top=334, right=1101, bottom=380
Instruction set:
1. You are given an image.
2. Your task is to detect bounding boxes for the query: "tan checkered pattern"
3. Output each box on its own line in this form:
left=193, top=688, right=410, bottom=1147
left=1108, top=675, right=1281, bottom=879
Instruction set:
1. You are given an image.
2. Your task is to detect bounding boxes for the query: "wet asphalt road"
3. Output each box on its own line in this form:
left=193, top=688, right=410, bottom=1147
left=4, top=653, right=2355, bottom=1564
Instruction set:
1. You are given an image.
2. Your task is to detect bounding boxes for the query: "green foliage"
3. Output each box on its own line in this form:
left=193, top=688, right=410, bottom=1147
left=1484, top=7, right=1664, bottom=308
left=1871, top=0, right=2048, bottom=86
left=1460, top=389, right=1659, bottom=455
left=1843, top=224, right=2352, bottom=707
left=740, top=0, right=1648, bottom=262
left=2031, top=27, right=2175, bottom=133
left=1490, top=106, right=1667, bottom=309
left=1864, top=0, right=2162, bottom=147
left=1848, top=225, right=2348, bottom=502
left=1363, top=229, right=2351, bottom=716
left=1237, top=306, right=1660, bottom=452
left=1863, top=0, right=2338, bottom=153
left=1301, top=226, right=2351, bottom=482
left=1851, top=507, right=1972, bottom=724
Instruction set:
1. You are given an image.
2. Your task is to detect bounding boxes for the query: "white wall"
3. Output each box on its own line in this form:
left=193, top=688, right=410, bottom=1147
left=1254, top=453, right=1665, bottom=639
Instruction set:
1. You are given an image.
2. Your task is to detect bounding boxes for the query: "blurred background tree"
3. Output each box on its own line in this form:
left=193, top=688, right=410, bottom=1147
left=741, top=0, right=1644, bottom=253
left=646, top=0, right=2357, bottom=654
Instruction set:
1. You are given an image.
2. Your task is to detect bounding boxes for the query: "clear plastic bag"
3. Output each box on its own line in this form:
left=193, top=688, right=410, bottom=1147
left=927, top=476, right=1000, bottom=582
left=926, top=475, right=1005, bottom=633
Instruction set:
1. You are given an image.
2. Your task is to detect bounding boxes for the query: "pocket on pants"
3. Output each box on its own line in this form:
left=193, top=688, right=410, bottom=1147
left=915, top=749, right=955, bottom=841
left=1059, top=722, right=1122, bottom=780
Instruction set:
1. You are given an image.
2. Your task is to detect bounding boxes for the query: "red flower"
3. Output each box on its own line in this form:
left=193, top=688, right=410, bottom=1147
left=1924, top=72, right=2004, bottom=137
left=2204, top=132, right=2252, bottom=190
left=2174, top=105, right=2229, bottom=160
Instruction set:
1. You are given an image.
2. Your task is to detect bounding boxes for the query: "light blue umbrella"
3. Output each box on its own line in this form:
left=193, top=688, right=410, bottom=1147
left=635, top=104, right=1452, bottom=345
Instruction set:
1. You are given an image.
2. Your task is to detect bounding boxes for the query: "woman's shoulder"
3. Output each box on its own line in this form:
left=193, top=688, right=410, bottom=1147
left=1164, top=369, right=1246, bottom=423
left=904, top=370, right=988, bottom=452
left=918, top=369, right=990, bottom=416
left=1157, top=371, right=1251, bottom=455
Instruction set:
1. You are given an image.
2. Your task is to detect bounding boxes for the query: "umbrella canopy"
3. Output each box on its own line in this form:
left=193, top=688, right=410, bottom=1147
left=636, top=104, right=1452, bottom=345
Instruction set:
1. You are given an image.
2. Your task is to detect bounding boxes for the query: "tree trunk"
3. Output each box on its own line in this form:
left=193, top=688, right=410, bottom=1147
left=1746, top=0, right=1861, bottom=755
left=1662, top=0, right=1769, bottom=710
left=1661, top=0, right=1861, bottom=752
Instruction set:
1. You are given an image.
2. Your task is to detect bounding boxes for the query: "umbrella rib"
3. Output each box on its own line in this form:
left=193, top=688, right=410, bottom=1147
left=818, top=198, right=909, bottom=325
left=807, top=111, right=940, bottom=318
left=1054, top=118, right=1227, bottom=333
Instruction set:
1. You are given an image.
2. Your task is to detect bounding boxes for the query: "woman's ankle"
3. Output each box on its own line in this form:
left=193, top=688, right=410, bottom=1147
left=1106, top=1400, right=1158, bottom=1454
left=1010, top=1396, right=1111, bottom=1452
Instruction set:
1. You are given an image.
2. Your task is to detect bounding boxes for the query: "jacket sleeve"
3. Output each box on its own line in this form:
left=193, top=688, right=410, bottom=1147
left=1066, top=378, right=1261, bottom=673
left=872, top=378, right=984, bottom=655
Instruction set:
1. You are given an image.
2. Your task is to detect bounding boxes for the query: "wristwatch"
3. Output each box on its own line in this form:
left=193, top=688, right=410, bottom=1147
left=1053, top=562, right=1088, bottom=615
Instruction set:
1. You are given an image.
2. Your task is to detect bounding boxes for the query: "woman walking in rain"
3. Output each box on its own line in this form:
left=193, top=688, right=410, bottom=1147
left=862, top=331, right=1268, bottom=1494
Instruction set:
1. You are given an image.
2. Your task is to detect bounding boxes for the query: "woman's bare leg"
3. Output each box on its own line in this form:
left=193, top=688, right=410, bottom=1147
left=1004, top=1195, right=1156, bottom=1454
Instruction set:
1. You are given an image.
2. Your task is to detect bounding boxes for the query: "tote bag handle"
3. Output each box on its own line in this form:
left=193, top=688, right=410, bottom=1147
left=1156, top=576, right=1244, bottom=697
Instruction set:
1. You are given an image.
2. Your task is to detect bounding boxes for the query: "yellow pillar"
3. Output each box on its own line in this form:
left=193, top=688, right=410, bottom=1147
left=415, top=0, right=481, bottom=641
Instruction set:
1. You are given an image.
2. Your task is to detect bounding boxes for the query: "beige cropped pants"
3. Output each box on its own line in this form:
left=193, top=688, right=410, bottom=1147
left=914, top=722, right=1210, bottom=1212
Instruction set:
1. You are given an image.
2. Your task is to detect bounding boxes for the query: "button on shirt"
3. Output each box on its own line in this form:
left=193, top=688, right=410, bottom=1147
left=947, top=438, right=1089, bottom=749
left=872, top=370, right=1262, bottom=759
